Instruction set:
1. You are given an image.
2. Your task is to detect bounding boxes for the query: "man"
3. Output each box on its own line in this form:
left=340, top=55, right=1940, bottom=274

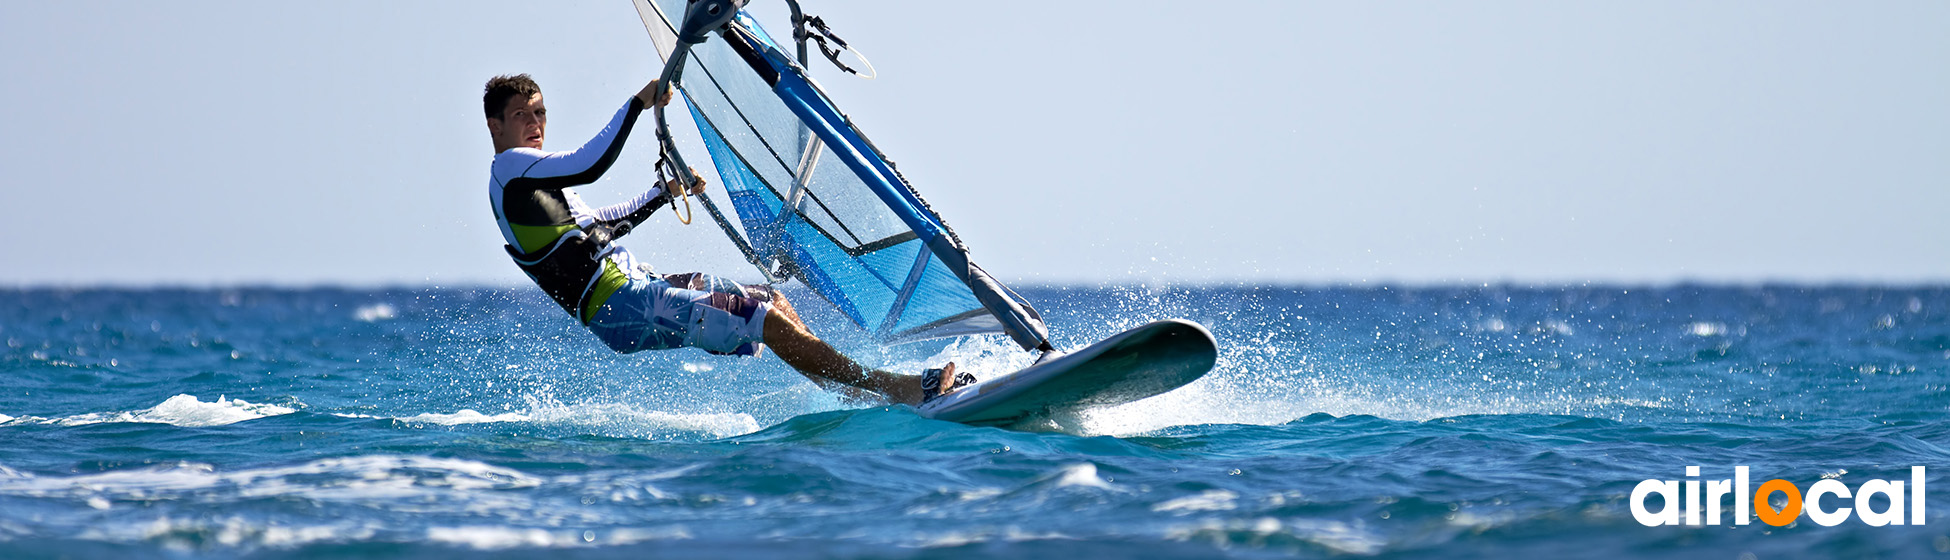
left=484, top=74, right=969, bottom=406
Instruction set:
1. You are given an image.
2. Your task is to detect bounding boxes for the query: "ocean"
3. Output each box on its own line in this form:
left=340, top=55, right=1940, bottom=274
left=1, top=285, right=1946, bottom=558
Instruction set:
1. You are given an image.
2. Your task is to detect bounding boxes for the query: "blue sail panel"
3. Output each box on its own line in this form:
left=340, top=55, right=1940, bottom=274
left=643, top=0, right=1048, bottom=348
left=690, top=101, right=879, bottom=327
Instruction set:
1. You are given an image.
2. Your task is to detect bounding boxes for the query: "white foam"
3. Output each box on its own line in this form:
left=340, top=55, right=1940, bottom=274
left=957, top=487, right=1004, bottom=502
left=912, top=526, right=1077, bottom=548
left=1448, top=509, right=1520, bottom=532
left=1052, top=463, right=1114, bottom=489
left=1687, top=321, right=1726, bottom=337
left=1067, top=380, right=1361, bottom=436
left=400, top=409, right=528, bottom=425
left=1071, top=366, right=1524, bottom=434
left=1282, top=519, right=1385, bottom=555
left=606, top=526, right=695, bottom=544
left=0, top=455, right=543, bottom=503
left=1062, top=335, right=1700, bottom=435
left=521, top=399, right=759, bottom=437
left=1540, top=320, right=1576, bottom=336
left=1152, top=489, right=1239, bottom=513
left=353, top=303, right=397, bottom=322
left=75, top=515, right=379, bottom=549
left=1165, top=517, right=1383, bottom=556
left=0, top=413, right=11, bottom=424
left=897, top=336, right=1038, bottom=384
left=46, top=395, right=296, bottom=427
left=423, top=525, right=696, bottom=549
left=388, top=395, right=760, bottom=438
left=427, top=526, right=578, bottom=549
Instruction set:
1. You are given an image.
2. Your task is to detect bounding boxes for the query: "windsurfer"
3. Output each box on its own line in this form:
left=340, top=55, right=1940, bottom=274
left=482, top=74, right=967, bottom=405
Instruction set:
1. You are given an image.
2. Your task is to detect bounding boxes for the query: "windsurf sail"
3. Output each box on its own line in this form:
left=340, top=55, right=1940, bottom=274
left=633, top=0, right=1052, bottom=352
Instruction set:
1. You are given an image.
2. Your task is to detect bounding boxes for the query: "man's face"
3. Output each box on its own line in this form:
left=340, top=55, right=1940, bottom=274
left=488, top=93, right=546, bottom=151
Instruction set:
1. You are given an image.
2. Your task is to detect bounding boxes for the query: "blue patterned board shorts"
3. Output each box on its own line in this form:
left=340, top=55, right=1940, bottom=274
left=586, top=272, right=773, bottom=357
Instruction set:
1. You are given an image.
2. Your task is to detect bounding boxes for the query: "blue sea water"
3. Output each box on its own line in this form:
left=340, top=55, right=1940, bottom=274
left=2, top=285, right=1948, bottom=558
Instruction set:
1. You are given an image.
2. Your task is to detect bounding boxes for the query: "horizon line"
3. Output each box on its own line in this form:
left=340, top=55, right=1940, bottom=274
left=5, top=279, right=1949, bottom=291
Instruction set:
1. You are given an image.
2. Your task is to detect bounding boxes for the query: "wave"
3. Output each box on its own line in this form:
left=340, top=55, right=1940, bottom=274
left=1, top=394, right=297, bottom=428
left=1065, top=369, right=1684, bottom=437
left=353, top=303, right=398, bottom=322
left=426, top=526, right=693, bottom=550
left=0, top=392, right=758, bottom=440
left=0, top=455, right=543, bottom=501
left=0, top=455, right=613, bottom=550
left=72, top=516, right=384, bottom=550
left=360, top=394, right=761, bottom=440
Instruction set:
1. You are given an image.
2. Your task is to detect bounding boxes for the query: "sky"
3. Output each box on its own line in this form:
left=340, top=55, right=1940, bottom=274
left=1, top=1, right=1945, bottom=287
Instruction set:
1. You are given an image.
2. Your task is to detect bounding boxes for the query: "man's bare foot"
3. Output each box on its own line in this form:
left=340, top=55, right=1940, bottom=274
left=921, top=362, right=975, bottom=404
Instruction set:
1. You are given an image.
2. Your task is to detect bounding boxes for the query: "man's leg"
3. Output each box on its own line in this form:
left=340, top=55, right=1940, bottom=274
left=761, top=295, right=924, bottom=406
left=660, top=274, right=928, bottom=405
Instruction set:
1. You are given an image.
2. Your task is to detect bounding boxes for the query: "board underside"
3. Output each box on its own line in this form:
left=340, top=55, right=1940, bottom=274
left=919, top=319, right=1218, bottom=427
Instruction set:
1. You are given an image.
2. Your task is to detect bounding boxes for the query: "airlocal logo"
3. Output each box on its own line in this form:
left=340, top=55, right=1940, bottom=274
left=1632, top=466, right=1925, bottom=527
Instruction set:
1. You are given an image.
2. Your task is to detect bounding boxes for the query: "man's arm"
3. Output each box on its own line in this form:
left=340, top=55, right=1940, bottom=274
left=524, top=79, right=674, bottom=180
left=580, top=174, right=709, bottom=241
left=509, top=79, right=676, bottom=184
left=518, top=79, right=692, bottom=239
left=518, top=96, right=645, bottom=184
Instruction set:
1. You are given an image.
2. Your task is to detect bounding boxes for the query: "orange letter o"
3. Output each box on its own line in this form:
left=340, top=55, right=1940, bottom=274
left=1754, top=479, right=1802, bottom=526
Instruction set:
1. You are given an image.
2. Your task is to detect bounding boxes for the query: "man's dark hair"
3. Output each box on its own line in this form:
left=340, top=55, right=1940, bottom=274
left=483, top=74, right=542, bottom=120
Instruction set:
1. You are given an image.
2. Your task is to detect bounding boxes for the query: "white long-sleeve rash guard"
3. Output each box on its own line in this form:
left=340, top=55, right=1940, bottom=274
left=488, top=97, right=669, bottom=319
